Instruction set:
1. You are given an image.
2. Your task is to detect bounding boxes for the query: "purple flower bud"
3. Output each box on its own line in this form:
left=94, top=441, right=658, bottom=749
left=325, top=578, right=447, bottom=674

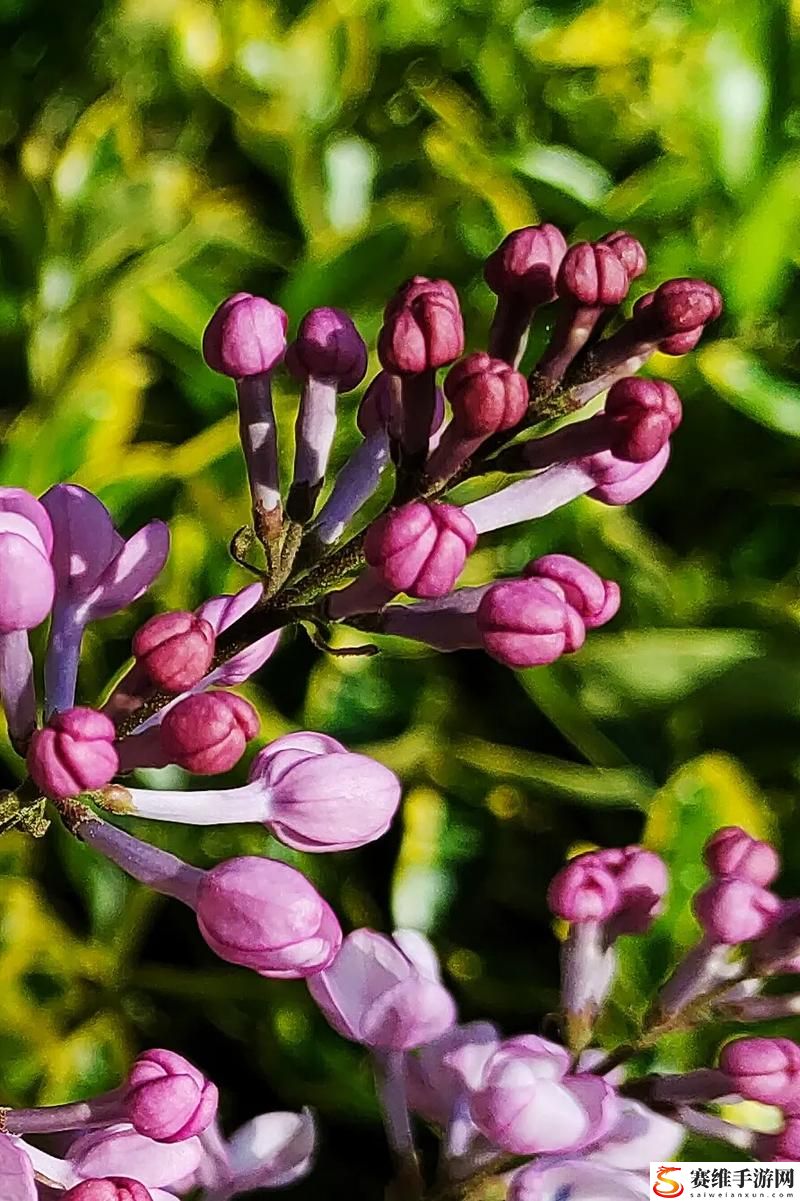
left=0, top=1132, right=36, bottom=1201
left=583, top=444, right=671, bottom=505
left=632, top=291, right=703, bottom=355
left=598, top=230, right=648, bottom=280
left=251, top=732, right=401, bottom=852
left=405, top=1021, right=500, bottom=1126
left=196, top=856, right=341, bottom=977
left=364, top=502, right=477, bottom=599
left=202, top=292, right=288, bottom=378
left=719, top=1037, right=800, bottom=1106
left=547, top=857, right=620, bottom=923
left=68, top=1126, right=202, bottom=1189
left=28, top=707, right=118, bottom=800
left=604, top=377, right=682, bottom=463
left=693, top=877, right=781, bottom=944
left=470, top=1036, right=618, bottom=1155
left=477, top=578, right=577, bottom=668
left=0, top=493, right=55, bottom=633
left=63, top=1181, right=153, bottom=1201
left=286, top=307, right=367, bottom=391
left=596, top=846, right=669, bottom=934
left=484, top=225, right=568, bottom=303
left=637, top=278, right=723, bottom=339
left=160, top=690, right=259, bottom=775
left=125, top=1048, right=218, bottom=1144
left=704, top=826, right=780, bottom=887
left=307, top=928, right=456, bottom=1050
left=557, top=242, right=630, bottom=307
left=524, top=555, right=620, bottom=629
left=132, top=611, right=216, bottom=693
left=444, top=353, right=529, bottom=437
left=757, top=1118, right=800, bottom=1162
left=378, top=277, right=464, bottom=375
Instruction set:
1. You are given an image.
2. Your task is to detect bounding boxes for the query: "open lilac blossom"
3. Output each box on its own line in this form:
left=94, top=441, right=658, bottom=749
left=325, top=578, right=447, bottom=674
left=211, top=1108, right=316, bottom=1196
left=106, top=730, right=401, bottom=853
left=67, top=1125, right=204, bottom=1189
left=509, top=1160, right=649, bottom=1201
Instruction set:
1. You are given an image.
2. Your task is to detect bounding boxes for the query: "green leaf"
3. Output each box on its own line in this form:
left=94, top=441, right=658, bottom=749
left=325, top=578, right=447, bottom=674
left=699, top=341, right=800, bottom=437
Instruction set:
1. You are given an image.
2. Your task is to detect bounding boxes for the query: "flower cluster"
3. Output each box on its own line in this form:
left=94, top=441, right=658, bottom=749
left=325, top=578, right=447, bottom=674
left=7, top=827, right=800, bottom=1199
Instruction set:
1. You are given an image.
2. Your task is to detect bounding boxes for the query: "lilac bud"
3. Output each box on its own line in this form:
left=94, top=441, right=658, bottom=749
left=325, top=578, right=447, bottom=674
left=484, top=225, right=567, bottom=303
left=251, top=732, right=401, bottom=852
left=28, top=707, right=118, bottom=800
left=0, top=509, right=55, bottom=633
left=444, top=353, right=529, bottom=437
left=307, top=928, right=456, bottom=1050
left=547, top=857, right=620, bottom=923
left=132, top=611, right=216, bottom=693
left=583, top=444, right=671, bottom=505
left=704, top=826, right=780, bottom=887
left=67, top=1125, right=203, bottom=1189
left=63, top=1181, right=153, bottom=1201
left=160, top=690, right=259, bottom=775
left=598, top=230, right=648, bottom=280
left=632, top=291, right=703, bottom=355
left=524, top=555, right=620, bottom=629
left=196, top=856, right=341, bottom=977
left=364, top=502, right=477, bottom=599
left=202, top=293, right=288, bottom=378
left=405, top=1021, right=500, bottom=1125
left=693, top=877, right=781, bottom=944
left=470, top=1036, right=618, bottom=1155
left=557, top=242, right=630, bottom=307
left=637, top=278, right=723, bottom=339
left=719, top=1037, right=800, bottom=1106
left=596, top=846, right=669, bottom=934
left=378, top=277, right=464, bottom=375
left=125, top=1048, right=218, bottom=1143
left=757, top=1118, right=800, bottom=1162
left=604, top=377, right=682, bottom=463
left=286, top=307, right=367, bottom=391
left=477, top=578, right=578, bottom=668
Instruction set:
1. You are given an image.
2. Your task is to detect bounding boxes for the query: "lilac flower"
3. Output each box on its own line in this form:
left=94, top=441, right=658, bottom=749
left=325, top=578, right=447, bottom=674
left=126, top=1049, right=218, bottom=1144
left=41, top=484, right=169, bottom=715
left=509, top=1160, right=649, bottom=1201
left=202, top=1108, right=316, bottom=1198
left=0, top=1133, right=36, bottom=1201
left=719, top=1037, right=800, bottom=1107
left=67, top=1124, right=204, bottom=1189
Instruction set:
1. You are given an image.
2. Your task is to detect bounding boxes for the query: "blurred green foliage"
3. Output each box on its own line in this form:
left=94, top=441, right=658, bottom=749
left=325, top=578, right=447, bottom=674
left=1, top=0, right=800, bottom=1191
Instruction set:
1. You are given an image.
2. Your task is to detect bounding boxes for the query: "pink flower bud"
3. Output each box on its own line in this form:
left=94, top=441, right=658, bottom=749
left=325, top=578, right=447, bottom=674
left=704, top=826, right=780, bottom=887
left=638, top=278, right=723, bottom=338
left=477, top=578, right=576, bottom=668
left=557, top=242, right=630, bottom=307
left=547, top=857, right=620, bottom=923
left=160, top=691, right=259, bottom=775
left=308, top=928, right=456, bottom=1050
left=202, top=292, right=288, bottom=378
left=758, top=1118, right=800, bottom=1161
left=444, top=353, right=529, bottom=437
left=28, top=707, right=118, bottom=800
left=598, top=230, right=647, bottom=280
left=0, top=506, right=55, bottom=633
left=719, top=1037, right=800, bottom=1106
left=604, top=377, right=682, bottom=464
left=632, top=291, right=704, bottom=354
left=583, top=444, right=671, bottom=505
left=693, top=877, right=781, bottom=944
left=125, top=1048, right=218, bottom=1143
left=364, top=502, right=477, bottom=599
left=524, top=555, right=620, bottom=629
left=132, top=612, right=215, bottom=693
left=285, top=307, right=367, bottom=391
left=195, top=856, right=341, bottom=977
left=484, top=224, right=568, bottom=302
left=251, top=732, right=401, bottom=852
left=470, top=1036, right=619, bottom=1155
left=63, top=1182, right=152, bottom=1201
left=595, top=846, right=669, bottom=933
left=378, top=277, right=464, bottom=375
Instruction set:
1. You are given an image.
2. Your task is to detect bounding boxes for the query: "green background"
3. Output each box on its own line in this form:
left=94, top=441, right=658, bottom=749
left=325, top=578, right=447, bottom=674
left=1, top=0, right=799, bottom=1193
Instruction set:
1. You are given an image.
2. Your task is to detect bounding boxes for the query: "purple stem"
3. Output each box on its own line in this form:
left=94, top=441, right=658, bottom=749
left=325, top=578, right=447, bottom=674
left=561, top=922, right=617, bottom=1052
left=675, top=1105, right=756, bottom=1152
left=78, top=816, right=203, bottom=906
left=371, top=1048, right=422, bottom=1196
left=534, top=304, right=604, bottom=384
left=424, top=426, right=483, bottom=487
left=0, top=630, right=37, bottom=748
left=43, top=599, right=84, bottom=716
left=649, top=1069, right=731, bottom=1105
left=463, top=462, right=597, bottom=534
left=108, top=780, right=267, bottom=826
left=288, top=376, right=339, bottom=522
left=235, top=373, right=281, bottom=539
left=378, top=590, right=488, bottom=651
left=488, top=295, right=533, bottom=367
left=399, top=371, right=436, bottom=464
left=498, top=415, right=610, bottom=472
left=326, top=569, right=397, bottom=621
left=115, top=726, right=171, bottom=772
left=717, top=993, right=800, bottom=1021
left=657, top=939, right=740, bottom=1017
left=3, top=1091, right=123, bottom=1136
left=312, top=429, right=391, bottom=546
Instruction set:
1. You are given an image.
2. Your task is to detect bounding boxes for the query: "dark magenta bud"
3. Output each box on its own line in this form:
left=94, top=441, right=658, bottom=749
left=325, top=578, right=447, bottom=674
left=637, top=278, right=723, bottom=339
left=160, top=690, right=260, bottom=775
left=444, top=353, right=529, bottom=437
left=604, top=377, right=682, bottom=463
left=483, top=224, right=567, bottom=303
left=720, top=1037, right=800, bottom=1106
left=364, top=502, right=477, bottom=599
left=598, top=230, right=647, bottom=280
left=477, top=578, right=578, bottom=668
left=378, top=276, right=464, bottom=375
left=693, top=877, right=780, bottom=945
left=28, top=707, right=118, bottom=800
left=202, top=293, right=288, bottom=378
left=132, top=611, right=216, bottom=693
left=285, top=306, right=367, bottom=391
left=557, top=242, right=630, bottom=307
left=704, top=827, right=780, bottom=887
left=632, top=291, right=704, bottom=354
left=62, top=1182, right=152, bottom=1201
